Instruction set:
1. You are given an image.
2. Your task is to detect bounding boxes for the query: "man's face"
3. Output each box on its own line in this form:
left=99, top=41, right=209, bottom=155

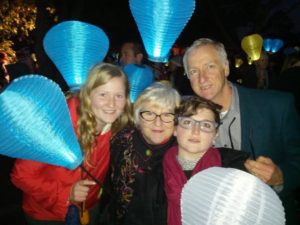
left=186, top=45, right=229, bottom=103
left=120, top=43, right=141, bottom=65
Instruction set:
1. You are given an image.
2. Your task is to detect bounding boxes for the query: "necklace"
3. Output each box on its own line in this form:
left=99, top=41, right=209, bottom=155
left=177, top=156, right=199, bottom=171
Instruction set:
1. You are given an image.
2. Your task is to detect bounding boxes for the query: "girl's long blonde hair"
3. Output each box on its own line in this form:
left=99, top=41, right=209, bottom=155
left=77, top=63, right=133, bottom=159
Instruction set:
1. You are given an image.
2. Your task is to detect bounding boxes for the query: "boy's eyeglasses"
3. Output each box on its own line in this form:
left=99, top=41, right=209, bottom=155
left=178, top=117, right=218, bottom=133
left=140, top=111, right=175, bottom=123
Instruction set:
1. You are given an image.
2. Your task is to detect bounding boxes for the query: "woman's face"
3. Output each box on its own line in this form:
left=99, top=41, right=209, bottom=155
left=90, top=77, right=127, bottom=131
left=139, top=102, right=175, bottom=145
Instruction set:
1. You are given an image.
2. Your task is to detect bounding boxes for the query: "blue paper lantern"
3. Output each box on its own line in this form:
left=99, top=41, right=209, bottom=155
left=0, top=75, right=83, bottom=170
left=263, top=38, right=272, bottom=52
left=43, top=21, right=109, bottom=91
left=263, top=38, right=284, bottom=53
left=123, top=64, right=154, bottom=102
left=271, top=39, right=284, bottom=53
left=129, top=0, right=195, bottom=63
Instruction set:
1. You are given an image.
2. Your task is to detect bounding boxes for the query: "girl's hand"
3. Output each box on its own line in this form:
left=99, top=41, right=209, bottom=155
left=69, top=179, right=96, bottom=202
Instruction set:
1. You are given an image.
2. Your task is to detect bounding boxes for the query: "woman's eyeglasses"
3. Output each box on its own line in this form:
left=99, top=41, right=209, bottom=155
left=140, top=111, right=175, bottom=123
left=178, top=117, right=218, bottom=133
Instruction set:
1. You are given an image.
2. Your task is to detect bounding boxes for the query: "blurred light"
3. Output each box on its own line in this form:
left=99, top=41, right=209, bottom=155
left=263, top=38, right=284, bottom=53
left=241, top=34, right=263, bottom=61
left=248, top=56, right=253, bottom=65
left=235, top=58, right=243, bottom=68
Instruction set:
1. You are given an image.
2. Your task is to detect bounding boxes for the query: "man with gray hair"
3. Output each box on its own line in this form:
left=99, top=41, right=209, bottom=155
left=183, top=38, right=300, bottom=225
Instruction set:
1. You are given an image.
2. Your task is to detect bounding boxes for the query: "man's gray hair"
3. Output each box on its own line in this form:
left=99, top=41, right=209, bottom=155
left=183, top=38, right=228, bottom=74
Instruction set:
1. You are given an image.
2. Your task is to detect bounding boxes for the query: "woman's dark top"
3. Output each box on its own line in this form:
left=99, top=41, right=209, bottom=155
left=99, top=128, right=176, bottom=225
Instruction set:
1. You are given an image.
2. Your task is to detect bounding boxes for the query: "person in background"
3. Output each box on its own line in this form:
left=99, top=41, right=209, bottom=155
left=168, top=55, right=194, bottom=96
left=99, top=82, right=181, bottom=225
left=11, top=63, right=133, bottom=225
left=183, top=38, right=300, bottom=225
left=119, top=41, right=145, bottom=66
left=163, top=96, right=250, bottom=225
left=254, top=51, right=269, bottom=89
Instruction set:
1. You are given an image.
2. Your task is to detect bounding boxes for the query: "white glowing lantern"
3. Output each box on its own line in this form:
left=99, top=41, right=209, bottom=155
left=181, top=167, right=285, bottom=225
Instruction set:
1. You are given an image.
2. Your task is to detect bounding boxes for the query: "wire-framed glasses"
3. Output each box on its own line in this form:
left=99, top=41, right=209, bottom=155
left=140, top=111, right=175, bottom=123
left=178, top=116, right=218, bottom=133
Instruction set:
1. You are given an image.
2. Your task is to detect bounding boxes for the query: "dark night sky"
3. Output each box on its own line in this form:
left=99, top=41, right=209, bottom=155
left=56, top=0, right=300, bottom=51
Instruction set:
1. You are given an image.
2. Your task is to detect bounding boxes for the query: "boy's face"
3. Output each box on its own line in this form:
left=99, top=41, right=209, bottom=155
left=175, top=108, right=217, bottom=160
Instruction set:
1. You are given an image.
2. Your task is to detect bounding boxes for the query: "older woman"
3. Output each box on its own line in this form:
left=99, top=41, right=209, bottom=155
left=100, top=82, right=181, bottom=225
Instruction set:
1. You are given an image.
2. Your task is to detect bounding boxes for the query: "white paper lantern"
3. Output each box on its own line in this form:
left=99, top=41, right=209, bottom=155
left=181, top=167, right=285, bottom=225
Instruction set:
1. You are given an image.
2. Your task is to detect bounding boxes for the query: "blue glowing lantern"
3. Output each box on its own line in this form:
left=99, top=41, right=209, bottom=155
left=263, top=38, right=272, bottom=52
left=43, top=21, right=109, bottom=91
left=271, top=39, right=284, bottom=53
left=0, top=75, right=83, bottom=170
left=129, top=0, right=195, bottom=63
left=263, top=38, right=284, bottom=53
left=123, top=64, right=154, bottom=103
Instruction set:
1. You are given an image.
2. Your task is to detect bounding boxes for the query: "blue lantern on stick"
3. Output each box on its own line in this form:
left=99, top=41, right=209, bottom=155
left=123, top=64, right=154, bottom=102
left=0, top=75, right=83, bottom=170
left=263, top=38, right=284, bottom=53
left=43, top=21, right=109, bottom=91
left=129, top=0, right=195, bottom=63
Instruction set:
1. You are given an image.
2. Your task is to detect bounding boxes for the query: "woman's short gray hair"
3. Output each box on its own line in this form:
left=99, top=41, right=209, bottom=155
left=183, top=38, right=228, bottom=74
left=133, top=82, right=181, bottom=126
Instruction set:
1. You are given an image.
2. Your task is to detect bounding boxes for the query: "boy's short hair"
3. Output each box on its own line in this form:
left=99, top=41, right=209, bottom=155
left=175, top=96, right=222, bottom=127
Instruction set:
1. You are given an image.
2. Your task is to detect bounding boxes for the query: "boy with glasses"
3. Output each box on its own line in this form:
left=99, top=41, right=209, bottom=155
left=163, top=96, right=250, bottom=225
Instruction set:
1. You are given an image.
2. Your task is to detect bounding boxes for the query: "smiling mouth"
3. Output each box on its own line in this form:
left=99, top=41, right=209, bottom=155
left=152, top=130, right=163, bottom=133
left=188, top=138, right=200, bottom=143
left=200, top=85, right=211, bottom=91
left=103, top=110, right=116, bottom=114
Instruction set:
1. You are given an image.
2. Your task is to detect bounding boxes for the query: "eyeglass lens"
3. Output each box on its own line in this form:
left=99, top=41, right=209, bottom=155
left=178, top=117, right=217, bottom=132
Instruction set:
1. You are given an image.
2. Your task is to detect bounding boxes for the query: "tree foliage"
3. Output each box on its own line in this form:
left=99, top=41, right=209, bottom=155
left=0, top=0, right=56, bottom=63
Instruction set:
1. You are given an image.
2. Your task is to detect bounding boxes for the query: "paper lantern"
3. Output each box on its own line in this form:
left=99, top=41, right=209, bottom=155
left=129, top=0, right=195, bottom=63
left=263, top=38, right=284, bottom=53
left=235, top=58, right=243, bottom=68
left=181, top=167, right=285, bottom=225
left=43, top=20, right=109, bottom=91
left=123, top=64, right=154, bottom=102
left=263, top=38, right=273, bottom=52
left=270, top=39, right=284, bottom=53
left=241, top=34, right=263, bottom=61
left=247, top=56, right=253, bottom=65
left=0, top=75, right=83, bottom=170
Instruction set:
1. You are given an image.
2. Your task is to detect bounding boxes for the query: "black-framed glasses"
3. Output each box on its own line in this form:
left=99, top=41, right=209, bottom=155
left=178, top=117, right=218, bottom=133
left=140, top=111, right=175, bottom=123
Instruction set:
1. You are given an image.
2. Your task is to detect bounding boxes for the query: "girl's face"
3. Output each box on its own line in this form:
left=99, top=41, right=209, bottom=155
left=90, top=77, right=127, bottom=131
left=139, top=103, right=175, bottom=145
left=175, top=108, right=217, bottom=160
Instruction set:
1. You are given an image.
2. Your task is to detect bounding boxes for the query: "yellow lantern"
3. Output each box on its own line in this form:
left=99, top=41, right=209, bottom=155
left=235, top=58, right=243, bottom=68
left=247, top=56, right=253, bottom=65
left=241, top=34, right=263, bottom=61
